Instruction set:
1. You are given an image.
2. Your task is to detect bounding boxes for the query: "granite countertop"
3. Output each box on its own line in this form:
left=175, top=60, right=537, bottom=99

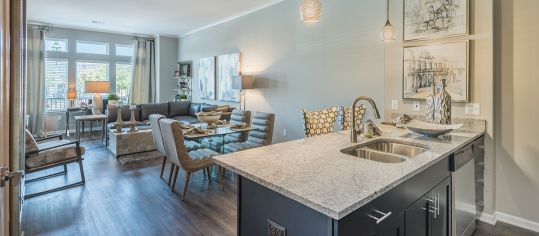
left=213, top=124, right=485, bottom=220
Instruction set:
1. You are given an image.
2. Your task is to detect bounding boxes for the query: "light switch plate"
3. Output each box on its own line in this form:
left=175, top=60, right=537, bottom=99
left=465, top=103, right=481, bottom=115
left=392, top=100, right=399, bottom=110
left=413, top=102, right=421, bottom=112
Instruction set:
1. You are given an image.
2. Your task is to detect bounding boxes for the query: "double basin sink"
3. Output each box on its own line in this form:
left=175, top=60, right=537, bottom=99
left=340, top=139, right=430, bottom=163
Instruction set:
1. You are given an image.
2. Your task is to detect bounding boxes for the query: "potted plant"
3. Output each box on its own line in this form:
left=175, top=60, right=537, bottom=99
left=179, top=94, right=189, bottom=101
left=107, top=94, right=121, bottom=106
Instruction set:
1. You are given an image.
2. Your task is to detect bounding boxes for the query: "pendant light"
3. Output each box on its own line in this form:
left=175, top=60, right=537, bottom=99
left=380, top=0, right=396, bottom=41
left=300, top=0, right=322, bottom=23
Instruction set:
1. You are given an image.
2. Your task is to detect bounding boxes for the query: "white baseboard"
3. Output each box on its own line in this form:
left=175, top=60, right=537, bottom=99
left=477, top=211, right=539, bottom=233
left=496, top=211, right=539, bottom=233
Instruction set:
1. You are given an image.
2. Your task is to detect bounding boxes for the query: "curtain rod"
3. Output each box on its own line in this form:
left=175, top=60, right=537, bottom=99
left=132, top=35, right=155, bottom=41
left=27, top=23, right=51, bottom=31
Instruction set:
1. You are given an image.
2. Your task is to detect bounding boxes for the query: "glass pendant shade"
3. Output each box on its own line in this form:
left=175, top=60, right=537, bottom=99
left=300, top=0, right=322, bottom=23
left=380, top=20, right=396, bottom=41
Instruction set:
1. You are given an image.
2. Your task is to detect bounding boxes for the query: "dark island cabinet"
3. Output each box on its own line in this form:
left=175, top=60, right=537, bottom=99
left=238, top=136, right=485, bottom=236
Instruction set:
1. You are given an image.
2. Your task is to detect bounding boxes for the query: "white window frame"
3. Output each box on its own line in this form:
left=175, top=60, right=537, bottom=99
left=76, top=40, right=110, bottom=55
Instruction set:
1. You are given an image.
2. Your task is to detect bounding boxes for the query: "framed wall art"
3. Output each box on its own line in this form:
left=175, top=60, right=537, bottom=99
left=404, top=0, right=469, bottom=41
left=198, top=57, right=216, bottom=100
left=403, top=41, right=469, bottom=102
left=217, top=53, right=241, bottom=102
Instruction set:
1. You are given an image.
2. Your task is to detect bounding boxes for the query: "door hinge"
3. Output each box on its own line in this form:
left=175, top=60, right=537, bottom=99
left=0, top=166, right=24, bottom=188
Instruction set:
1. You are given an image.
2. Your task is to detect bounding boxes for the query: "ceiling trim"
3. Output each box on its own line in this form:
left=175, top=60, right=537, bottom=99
left=180, top=0, right=286, bottom=38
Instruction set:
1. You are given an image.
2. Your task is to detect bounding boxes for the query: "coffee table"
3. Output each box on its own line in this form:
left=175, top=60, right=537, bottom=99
left=107, top=127, right=156, bottom=157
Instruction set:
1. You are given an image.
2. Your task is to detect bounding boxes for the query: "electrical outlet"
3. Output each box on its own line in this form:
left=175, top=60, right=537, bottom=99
left=392, top=100, right=399, bottom=110
left=282, top=129, right=287, bottom=137
left=413, top=102, right=421, bottom=112
left=465, top=103, right=481, bottom=115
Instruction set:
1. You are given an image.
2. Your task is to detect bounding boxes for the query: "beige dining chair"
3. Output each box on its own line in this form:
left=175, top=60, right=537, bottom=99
left=159, top=118, right=220, bottom=200
left=338, top=105, right=367, bottom=131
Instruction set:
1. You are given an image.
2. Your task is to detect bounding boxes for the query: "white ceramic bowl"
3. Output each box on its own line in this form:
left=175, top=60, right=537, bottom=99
left=196, top=112, right=222, bottom=124
left=405, top=120, right=463, bottom=137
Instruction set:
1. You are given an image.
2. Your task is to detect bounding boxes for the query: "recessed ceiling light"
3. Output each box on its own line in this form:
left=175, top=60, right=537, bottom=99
left=91, top=20, right=104, bottom=24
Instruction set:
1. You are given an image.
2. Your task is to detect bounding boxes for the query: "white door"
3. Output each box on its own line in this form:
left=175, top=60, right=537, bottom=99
left=0, top=0, right=26, bottom=235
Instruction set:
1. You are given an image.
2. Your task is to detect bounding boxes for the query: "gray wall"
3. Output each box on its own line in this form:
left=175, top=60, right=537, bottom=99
left=495, top=0, right=539, bottom=226
left=179, top=0, right=386, bottom=143
left=156, top=36, right=179, bottom=103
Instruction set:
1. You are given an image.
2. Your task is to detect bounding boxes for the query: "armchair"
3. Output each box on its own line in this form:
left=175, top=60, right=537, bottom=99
left=24, top=129, right=86, bottom=199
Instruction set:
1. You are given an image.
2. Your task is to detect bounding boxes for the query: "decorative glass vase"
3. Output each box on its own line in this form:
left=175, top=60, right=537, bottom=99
left=425, top=81, right=436, bottom=123
left=435, top=79, right=452, bottom=125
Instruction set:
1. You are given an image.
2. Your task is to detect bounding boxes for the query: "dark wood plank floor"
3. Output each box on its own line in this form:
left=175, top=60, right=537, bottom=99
left=21, top=140, right=539, bottom=236
left=22, top=140, right=237, bottom=236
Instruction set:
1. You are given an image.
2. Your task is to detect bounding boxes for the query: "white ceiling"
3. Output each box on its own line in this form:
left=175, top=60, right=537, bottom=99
left=28, top=0, right=283, bottom=37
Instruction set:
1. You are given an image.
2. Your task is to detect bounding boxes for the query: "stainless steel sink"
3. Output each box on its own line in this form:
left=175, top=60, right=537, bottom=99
left=341, top=139, right=429, bottom=163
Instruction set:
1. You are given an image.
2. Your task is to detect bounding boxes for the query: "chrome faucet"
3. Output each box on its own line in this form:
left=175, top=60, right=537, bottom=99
left=350, top=96, right=381, bottom=143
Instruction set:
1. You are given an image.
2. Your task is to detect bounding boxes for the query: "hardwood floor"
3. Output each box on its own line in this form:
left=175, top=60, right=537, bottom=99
left=22, top=140, right=237, bottom=236
left=21, top=140, right=538, bottom=236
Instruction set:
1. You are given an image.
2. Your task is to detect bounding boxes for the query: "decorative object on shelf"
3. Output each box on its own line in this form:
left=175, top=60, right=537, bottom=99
left=217, top=53, right=241, bottom=102
left=107, top=94, right=120, bottom=106
left=198, top=57, right=216, bottom=100
left=425, top=81, right=436, bottom=123
left=85, top=81, right=110, bottom=115
left=232, top=75, right=254, bottom=110
left=300, top=0, right=322, bottom=23
left=174, top=61, right=193, bottom=101
left=403, top=41, right=468, bottom=102
left=405, top=119, right=462, bottom=137
left=434, top=79, right=452, bottom=124
left=404, top=0, right=469, bottom=41
left=380, top=0, right=395, bottom=41
left=67, top=89, right=77, bottom=108
left=115, top=106, right=124, bottom=133
left=129, top=105, right=138, bottom=132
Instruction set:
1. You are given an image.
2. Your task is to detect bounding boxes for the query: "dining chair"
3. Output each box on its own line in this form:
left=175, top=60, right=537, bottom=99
left=150, top=114, right=204, bottom=182
left=224, top=112, right=275, bottom=153
left=159, top=118, right=220, bottom=200
left=201, top=109, right=252, bottom=151
left=338, top=105, right=367, bottom=131
left=301, top=107, right=339, bottom=137
left=24, top=129, right=85, bottom=199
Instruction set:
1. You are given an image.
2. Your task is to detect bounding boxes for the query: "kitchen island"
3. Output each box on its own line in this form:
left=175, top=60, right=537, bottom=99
left=214, top=124, right=485, bottom=236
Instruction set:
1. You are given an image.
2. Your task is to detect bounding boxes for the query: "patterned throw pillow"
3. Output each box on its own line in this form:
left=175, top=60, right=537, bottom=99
left=301, top=107, right=339, bottom=137
left=340, top=105, right=367, bottom=131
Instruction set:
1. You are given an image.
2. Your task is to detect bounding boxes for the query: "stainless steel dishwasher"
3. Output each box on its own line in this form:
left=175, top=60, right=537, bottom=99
left=450, top=142, right=476, bottom=236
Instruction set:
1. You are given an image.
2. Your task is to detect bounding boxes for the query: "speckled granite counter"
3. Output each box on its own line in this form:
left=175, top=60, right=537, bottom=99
left=213, top=124, right=485, bottom=220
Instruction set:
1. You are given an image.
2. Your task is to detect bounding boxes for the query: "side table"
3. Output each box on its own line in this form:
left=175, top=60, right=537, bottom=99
left=74, top=114, right=108, bottom=144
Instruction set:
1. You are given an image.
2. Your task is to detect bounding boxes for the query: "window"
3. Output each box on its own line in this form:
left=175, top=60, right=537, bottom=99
left=44, top=59, right=68, bottom=110
left=76, top=62, right=109, bottom=99
left=76, top=41, right=109, bottom=55
left=45, top=38, right=68, bottom=52
left=116, top=44, right=134, bottom=57
left=116, top=63, right=133, bottom=104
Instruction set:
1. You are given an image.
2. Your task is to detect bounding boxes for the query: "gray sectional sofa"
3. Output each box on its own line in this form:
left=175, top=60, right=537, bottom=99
left=105, top=101, right=234, bottom=127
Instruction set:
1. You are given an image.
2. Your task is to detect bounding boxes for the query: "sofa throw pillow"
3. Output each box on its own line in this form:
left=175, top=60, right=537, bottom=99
left=188, top=103, right=203, bottom=117
left=169, top=101, right=190, bottom=117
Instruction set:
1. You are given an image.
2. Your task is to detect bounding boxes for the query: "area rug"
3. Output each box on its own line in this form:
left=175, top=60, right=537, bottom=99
left=117, top=150, right=163, bottom=165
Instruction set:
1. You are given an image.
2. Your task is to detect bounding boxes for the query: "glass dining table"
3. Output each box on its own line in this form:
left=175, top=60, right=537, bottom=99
left=182, top=124, right=256, bottom=154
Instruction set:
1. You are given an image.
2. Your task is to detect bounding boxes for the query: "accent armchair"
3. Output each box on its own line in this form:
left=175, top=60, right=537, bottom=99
left=24, top=129, right=85, bottom=199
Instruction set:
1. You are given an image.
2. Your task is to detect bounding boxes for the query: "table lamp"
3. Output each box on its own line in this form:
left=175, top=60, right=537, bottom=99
left=67, top=89, right=77, bottom=108
left=232, top=75, right=254, bottom=110
left=85, top=81, right=110, bottom=115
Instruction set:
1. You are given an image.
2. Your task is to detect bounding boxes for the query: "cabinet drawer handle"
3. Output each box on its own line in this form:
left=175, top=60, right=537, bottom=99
left=368, top=210, right=392, bottom=224
left=476, top=178, right=485, bottom=183
left=476, top=161, right=485, bottom=166
left=476, top=201, right=484, bottom=207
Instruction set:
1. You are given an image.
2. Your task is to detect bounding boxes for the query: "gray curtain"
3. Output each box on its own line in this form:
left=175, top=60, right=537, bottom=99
left=26, top=27, right=46, bottom=133
left=129, top=38, right=156, bottom=104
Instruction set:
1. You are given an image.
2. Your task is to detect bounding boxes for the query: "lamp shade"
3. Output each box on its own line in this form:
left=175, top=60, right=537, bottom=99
left=84, top=81, right=110, bottom=93
left=67, top=89, right=77, bottom=99
left=300, top=0, right=322, bottom=23
left=232, top=75, right=254, bottom=90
